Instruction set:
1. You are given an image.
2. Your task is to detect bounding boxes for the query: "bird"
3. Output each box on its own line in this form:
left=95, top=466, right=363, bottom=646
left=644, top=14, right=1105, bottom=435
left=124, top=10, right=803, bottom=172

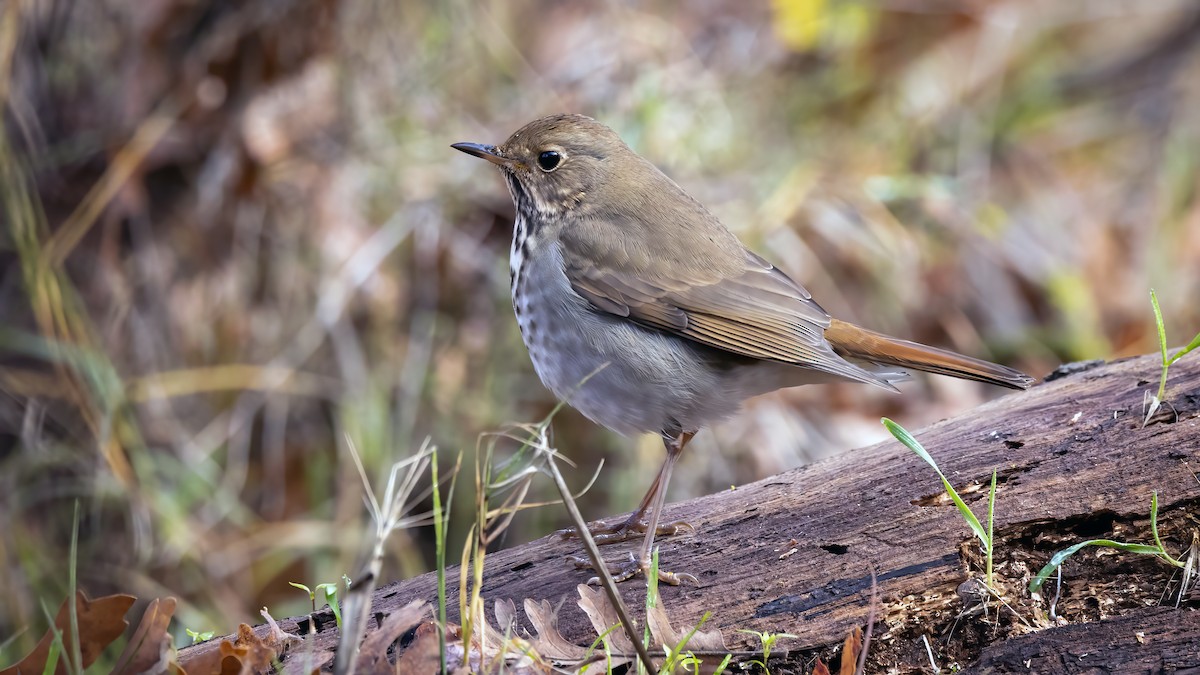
left=452, top=113, right=1034, bottom=585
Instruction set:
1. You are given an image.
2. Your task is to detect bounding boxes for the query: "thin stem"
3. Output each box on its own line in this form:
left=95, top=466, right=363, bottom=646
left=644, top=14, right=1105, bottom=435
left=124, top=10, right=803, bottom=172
left=1150, top=491, right=1183, bottom=567
left=68, top=501, right=82, bottom=675
left=987, top=469, right=997, bottom=589
left=544, top=451, right=657, bottom=675
left=431, top=445, right=447, bottom=675
left=1151, top=289, right=1169, bottom=402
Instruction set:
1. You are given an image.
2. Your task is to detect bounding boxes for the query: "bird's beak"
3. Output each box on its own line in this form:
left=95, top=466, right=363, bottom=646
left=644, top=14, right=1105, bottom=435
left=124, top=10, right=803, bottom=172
left=451, top=142, right=512, bottom=167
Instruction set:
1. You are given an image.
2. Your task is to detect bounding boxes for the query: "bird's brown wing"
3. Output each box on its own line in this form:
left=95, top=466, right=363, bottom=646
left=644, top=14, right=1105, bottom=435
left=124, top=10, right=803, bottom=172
left=563, top=246, right=895, bottom=388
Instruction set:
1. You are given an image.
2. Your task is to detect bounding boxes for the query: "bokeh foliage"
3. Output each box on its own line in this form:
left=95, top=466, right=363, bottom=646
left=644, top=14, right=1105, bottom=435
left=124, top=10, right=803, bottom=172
left=2, top=0, right=1199, bottom=656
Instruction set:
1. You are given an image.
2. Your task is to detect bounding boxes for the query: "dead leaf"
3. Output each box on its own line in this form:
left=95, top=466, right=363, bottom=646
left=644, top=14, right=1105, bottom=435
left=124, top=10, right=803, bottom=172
left=395, top=621, right=450, bottom=674
left=812, top=658, right=832, bottom=675
left=182, top=611, right=311, bottom=675
left=218, top=654, right=244, bottom=675
left=176, top=636, right=228, bottom=675
left=575, top=585, right=634, bottom=656
left=472, top=600, right=540, bottom=673
left=645, top=593, right=727, bottom=674
left=0, top=590, right=135, bottom=675
left=414, top=601, right=557, bottom=674
left=839, top=626, right=862, bottom=675
left=215, top=623, right=278, bottom=675
left=259, top=607, right=333, bottom=675
left=646, top=596, right=726, bottom=653
left=490, top=598, right=512, bottom=633
left=176, top=641, right=227, bottom=675
left=277, top=648, right=332, bottom=675
left=355, top=600, right=429, bottom=675
left=259, top=608, right=303, bottom=651
left=111, top=597, right=177, bottom=675
left=522, top=599, right=588, bottom=662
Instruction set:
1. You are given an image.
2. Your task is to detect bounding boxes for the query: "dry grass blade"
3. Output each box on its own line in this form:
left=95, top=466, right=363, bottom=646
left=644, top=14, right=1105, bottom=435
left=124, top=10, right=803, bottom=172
left=856, top=567, right=878, bottom=675
left=454, top=404, right=647, bottom=671
left=1179, top=530, right=1199, bottom=608
left=2, top=118, right=136, bottom=485
left=43, top=106, right=176, bottom=267
left=0, top=2, right=19, bottom=103
left=336, top=437, right=436, bottom=675
left=126, top=365, right=334, bottom=402
left=452, top=425, right=563, bottom=673
left=520, top=403, right=655, bottom=674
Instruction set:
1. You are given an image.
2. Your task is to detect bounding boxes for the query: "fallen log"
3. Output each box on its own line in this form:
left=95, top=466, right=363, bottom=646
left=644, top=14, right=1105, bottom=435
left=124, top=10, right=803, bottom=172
left=971, top=607, right=1200, bottom=673
left=179, top=352, right=1200, bottom=671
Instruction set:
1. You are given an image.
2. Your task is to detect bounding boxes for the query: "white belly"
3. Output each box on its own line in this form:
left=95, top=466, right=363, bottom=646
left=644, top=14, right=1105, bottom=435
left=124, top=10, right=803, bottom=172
left=511, top=240, right=802, bottom=436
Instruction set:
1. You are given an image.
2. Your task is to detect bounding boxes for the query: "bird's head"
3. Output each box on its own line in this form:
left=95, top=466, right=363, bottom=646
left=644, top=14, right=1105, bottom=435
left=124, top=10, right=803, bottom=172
left=453, top=114, right=633, bottom=217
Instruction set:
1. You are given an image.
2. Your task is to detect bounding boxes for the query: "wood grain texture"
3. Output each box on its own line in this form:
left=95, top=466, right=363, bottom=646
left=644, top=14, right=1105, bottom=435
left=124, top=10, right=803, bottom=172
left=971, top=607, right=1200, bottom=672
left=178, top=353, right=1200, bottom=669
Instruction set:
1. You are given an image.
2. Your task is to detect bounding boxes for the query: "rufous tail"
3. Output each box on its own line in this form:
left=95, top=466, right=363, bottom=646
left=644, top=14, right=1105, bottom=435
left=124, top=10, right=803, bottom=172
left=825, top=319, right=1034, bottom=390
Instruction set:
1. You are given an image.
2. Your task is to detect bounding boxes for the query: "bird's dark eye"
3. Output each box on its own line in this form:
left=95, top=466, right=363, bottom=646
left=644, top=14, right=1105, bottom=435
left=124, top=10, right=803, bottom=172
left=537, top=150, right=562, bottom=172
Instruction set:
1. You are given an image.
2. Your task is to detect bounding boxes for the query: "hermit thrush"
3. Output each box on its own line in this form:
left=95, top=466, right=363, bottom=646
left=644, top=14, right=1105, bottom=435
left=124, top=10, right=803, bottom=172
left=453, top=114, right=1033, bottom=584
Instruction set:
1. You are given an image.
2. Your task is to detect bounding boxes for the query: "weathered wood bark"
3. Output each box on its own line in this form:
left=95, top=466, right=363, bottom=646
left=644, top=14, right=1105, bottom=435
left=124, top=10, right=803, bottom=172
left=179, top=353, right=1200, bottom=671
left=972, top=607, right=1200, bottom=673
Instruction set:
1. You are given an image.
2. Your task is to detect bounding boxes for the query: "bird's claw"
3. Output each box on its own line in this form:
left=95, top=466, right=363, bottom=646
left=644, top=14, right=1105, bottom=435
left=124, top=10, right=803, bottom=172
left=558, top=518, right=694, bottom=545
left=569, top=553, right=698, bottom=586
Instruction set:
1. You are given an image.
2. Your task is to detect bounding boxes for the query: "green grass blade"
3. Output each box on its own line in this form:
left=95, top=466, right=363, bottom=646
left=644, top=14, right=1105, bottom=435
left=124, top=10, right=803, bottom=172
left=324, top=586, right=342, bottom=628
left=1150, top=491, right=1163, bottom=551
left=662, top=611, right=710, bottom=672
left=987, top=469, right=997, bottom=588
left=430, top=444, right=448, bottom=675
left=1167, top=330, right=1200, bottom=366
left=1149, top=491, right=1183, bottom=567
left=38, top=600, right=66, bottom=675
left=643, top=550, right=659, bottom=674
left=1151, top=289, right=1169, bottom=401
left=40, top=634, right=61, bottom=675
left=580, top=622, right=622, bottom=675
left=1151, top=287, right=1200, bottom=368
left=1029, top=539, right=1164, bottom=593
left=883, top=418, right=989, bottom=550
left=67, top=501, right=81, bottom=675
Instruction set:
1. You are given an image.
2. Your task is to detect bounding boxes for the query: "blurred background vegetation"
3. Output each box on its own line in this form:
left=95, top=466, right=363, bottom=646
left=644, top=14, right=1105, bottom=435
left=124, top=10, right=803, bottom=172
left=2, top=0, right=1199, bottom=656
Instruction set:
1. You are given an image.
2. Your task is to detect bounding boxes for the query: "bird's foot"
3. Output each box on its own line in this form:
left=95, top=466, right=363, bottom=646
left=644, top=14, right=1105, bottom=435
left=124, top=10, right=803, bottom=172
left=557, top=517, right=693, bottom=545
left=569, top=552, right=698, bottom=586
